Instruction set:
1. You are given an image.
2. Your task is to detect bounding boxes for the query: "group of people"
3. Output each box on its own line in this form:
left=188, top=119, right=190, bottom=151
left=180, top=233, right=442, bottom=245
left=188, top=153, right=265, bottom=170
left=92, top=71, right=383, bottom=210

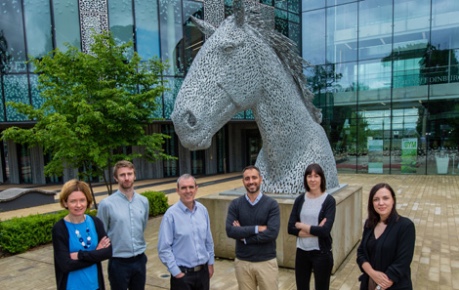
left=52, top=161, right=416, bottom=290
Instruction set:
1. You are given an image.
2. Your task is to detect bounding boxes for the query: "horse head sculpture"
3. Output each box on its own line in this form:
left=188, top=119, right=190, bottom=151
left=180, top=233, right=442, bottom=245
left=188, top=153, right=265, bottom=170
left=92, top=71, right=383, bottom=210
left=171, top=0, right=339, bottom=194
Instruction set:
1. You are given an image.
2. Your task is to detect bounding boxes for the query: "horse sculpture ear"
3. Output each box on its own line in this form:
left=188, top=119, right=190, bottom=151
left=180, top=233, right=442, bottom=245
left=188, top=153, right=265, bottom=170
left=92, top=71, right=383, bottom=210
left=190, top=16, right=216, bottom=37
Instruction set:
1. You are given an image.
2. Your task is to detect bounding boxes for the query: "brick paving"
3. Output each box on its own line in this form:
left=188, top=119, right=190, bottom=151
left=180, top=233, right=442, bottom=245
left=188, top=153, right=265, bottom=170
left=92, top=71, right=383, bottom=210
left=0, top=173, right=458, bottom=289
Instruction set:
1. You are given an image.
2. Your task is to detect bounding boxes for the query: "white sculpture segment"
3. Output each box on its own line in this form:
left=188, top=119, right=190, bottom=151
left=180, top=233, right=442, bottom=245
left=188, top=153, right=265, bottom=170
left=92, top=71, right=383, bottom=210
left=171, top=0, right=339, bottom=194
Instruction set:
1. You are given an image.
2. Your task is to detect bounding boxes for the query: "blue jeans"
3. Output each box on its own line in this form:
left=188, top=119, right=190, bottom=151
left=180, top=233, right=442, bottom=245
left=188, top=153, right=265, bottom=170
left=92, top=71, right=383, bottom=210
left=108, top=253, right=147, bottom=290
left=295, top=248, right=333, bottom=290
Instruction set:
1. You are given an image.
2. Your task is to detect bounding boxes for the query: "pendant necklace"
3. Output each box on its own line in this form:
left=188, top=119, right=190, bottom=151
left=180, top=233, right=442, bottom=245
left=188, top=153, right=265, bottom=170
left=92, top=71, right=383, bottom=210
left=73, top=215, right=92, bottom=249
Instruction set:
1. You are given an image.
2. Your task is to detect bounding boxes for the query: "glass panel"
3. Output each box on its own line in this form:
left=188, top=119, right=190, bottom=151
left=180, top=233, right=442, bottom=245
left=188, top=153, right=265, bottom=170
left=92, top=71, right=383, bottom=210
left=246, top=129, right=262, bottom=166
left=3, top=141, right=9, bottom=181
left=0, top=80, right=4, bottom=121
left=163, top=77, right=183, bottom=119
left=358, top=0, right=393, bottom=61
left=216, top=126, right=227, bottom=173
left=302, top=9, right=326, bottom=65
left=333, top=62, right=357, bottom=93
left=162, top=124, right=179, bottom=177
left=109, top=0, right=134, bottom=45
left=135, top=0, right=161, bottom=59
left=327, top=104, right=355, bottom=168
left=182, top=0, right=204, bottom=73
left=360, top=107, right=392, bottom=174
left=4, top=75, right=30, bottom=121
left=24, top=0, right=53, bottom=62
left=275, top=0, right=287, bottom=11
left=288, top=0, right=299, bottom=13
left=53, top=0, right=81, bottom=50
left=327, top=3, right=357, bottom=63
left=424, top=99, right=459, bottom=175
left=357, top=60, right=392, bottom=91
left=152, top=94, right=164, bottom=119
left=191, top=150, right=205, bottom=175
left=302, top=0, right=325, bottom=12
left=17, top=144, right=32, bottom=183
left=159, top=0, right=184, bottom=76
left=275, top=9, right=288, bottom=37
left=0, top=0, right=27, bottom=73
left=388, top=0, right=431, bottom=88
left=390, top=108, right=421, bottom=174
left=288, top=20, right=301, bottom=48
left=29, top=74, right=45, bottom=109
left=260, top=0, right=273, bottom=6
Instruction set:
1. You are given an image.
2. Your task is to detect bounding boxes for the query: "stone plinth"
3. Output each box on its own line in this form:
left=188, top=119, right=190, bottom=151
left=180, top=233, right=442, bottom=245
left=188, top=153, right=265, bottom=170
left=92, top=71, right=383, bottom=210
left=198, top=185, right=362, bottom=274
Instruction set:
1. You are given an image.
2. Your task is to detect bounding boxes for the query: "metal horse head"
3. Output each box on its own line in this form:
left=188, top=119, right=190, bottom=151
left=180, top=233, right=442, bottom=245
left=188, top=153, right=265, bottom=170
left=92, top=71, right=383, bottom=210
left=171, top=0, right=339, bottom=194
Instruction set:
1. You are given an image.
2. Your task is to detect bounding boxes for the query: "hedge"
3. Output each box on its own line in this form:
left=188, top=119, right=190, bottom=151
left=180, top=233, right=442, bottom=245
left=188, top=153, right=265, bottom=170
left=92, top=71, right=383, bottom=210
left=0, top=190, right=168, bottom=254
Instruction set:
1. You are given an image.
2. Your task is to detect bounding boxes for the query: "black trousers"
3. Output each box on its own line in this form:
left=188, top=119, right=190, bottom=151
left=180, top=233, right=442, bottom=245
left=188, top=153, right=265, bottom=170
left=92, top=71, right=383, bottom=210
left=170, top=265, right=210, bottom=290
left=108, top=253, right=147, bottom=290
left=295, top=248, right=333, bottom=290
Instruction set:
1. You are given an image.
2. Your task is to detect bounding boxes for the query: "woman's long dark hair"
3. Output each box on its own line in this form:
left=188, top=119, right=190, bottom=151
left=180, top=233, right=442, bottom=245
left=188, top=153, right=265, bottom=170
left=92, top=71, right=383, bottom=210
left=366, top=183, right=399, bottom=228
left=303, top=163, right=326, bottom=193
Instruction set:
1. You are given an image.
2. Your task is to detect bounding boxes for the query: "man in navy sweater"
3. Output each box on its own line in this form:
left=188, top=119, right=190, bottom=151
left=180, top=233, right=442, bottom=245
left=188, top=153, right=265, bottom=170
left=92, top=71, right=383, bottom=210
left=226, top=165, right=281, bottom=290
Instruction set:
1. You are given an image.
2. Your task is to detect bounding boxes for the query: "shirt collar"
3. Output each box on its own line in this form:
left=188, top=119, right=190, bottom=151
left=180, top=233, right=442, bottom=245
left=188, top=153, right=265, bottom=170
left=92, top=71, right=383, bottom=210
left=245, top=192, right=263, bottom=205
left=178, top=199, right=196, bottom=213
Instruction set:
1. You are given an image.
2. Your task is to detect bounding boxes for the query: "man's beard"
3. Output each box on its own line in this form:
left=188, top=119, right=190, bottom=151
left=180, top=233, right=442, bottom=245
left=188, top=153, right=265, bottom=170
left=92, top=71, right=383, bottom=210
left=120, top=181, right=134, bottom=190
left=245, top=184, right=260, bottom=194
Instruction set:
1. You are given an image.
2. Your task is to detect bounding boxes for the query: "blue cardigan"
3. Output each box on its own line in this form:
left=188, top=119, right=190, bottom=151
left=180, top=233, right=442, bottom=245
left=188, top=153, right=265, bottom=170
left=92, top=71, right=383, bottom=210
left=356, top=215, right=415, bottom=290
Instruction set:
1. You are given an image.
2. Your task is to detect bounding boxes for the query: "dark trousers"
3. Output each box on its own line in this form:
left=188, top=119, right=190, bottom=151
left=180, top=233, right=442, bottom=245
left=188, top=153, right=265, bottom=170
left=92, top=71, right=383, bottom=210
left=295, top=248, right=333, bottom=290
left=108, top=253, right=147, bottom=290
left=170, top=265, right=210, bottom=290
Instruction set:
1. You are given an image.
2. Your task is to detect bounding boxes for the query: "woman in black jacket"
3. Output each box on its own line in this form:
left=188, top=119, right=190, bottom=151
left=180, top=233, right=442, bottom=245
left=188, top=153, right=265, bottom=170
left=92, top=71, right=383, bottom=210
left=52, top=179, right=112, bottom=290
left=356, top=183, right=415, bottom=290
left=287, top=163, right=336, bottom=290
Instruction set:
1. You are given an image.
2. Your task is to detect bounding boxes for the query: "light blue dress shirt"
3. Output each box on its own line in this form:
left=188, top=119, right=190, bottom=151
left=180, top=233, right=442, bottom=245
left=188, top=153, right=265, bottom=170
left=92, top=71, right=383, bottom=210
left=97, top=190, right=149, bottom=258
left=157, top=200, right=215, bottom=277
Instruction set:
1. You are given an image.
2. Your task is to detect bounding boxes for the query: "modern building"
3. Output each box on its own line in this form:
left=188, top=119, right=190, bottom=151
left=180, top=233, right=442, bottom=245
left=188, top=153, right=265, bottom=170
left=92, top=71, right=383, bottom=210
left=0, top=0, right=458, bottom=185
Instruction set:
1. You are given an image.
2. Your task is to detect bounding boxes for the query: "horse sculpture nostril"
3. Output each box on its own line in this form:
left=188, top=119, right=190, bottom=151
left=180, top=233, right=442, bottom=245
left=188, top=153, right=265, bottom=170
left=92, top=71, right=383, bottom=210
left=186, top=111, right=197, bottom=127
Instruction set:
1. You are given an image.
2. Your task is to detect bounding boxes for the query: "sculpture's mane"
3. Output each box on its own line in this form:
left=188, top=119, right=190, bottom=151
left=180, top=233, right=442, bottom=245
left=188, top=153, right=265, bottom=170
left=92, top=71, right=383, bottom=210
left=245, top=11, right=322, bottom=123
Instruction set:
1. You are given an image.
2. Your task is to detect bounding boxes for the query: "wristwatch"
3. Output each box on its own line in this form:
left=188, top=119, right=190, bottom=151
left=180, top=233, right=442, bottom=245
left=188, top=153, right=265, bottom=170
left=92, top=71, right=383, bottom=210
left=376, top=286, right=382, bottom=290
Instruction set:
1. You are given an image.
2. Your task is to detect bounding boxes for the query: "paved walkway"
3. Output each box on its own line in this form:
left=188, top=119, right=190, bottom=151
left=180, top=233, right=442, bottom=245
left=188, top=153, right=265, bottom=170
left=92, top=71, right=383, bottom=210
left=0, top=173, right=458, bottom=289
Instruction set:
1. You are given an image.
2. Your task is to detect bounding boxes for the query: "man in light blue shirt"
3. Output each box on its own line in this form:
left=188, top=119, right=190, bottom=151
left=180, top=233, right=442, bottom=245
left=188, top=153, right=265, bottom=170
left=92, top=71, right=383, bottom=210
left=97, top=160, right=149, bottom=290
left=157, top=174, right=215, bottom=290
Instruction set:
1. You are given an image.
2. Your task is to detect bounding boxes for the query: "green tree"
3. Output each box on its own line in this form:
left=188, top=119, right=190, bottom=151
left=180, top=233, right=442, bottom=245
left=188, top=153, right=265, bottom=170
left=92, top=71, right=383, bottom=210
left=1, top=31, right=173, bottom=203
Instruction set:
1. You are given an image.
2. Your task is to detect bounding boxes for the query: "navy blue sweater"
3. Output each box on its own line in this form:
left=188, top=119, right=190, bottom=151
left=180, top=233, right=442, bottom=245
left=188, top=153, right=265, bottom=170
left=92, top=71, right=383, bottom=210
left=226, top=194, right=280, bottom=262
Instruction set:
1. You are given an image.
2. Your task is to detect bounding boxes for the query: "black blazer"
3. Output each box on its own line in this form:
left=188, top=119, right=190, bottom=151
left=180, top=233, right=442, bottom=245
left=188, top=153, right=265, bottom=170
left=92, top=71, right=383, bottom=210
left=356, top=215, right=415, bottom=290
left=52, top=215, right=112, bottom=290
left=287, top=193, right=336, bottom=252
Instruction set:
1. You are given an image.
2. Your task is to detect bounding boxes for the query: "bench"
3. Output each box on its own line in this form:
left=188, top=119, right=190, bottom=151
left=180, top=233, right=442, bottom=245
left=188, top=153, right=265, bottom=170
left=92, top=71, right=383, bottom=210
left=0, top=188, right=57, bottom=212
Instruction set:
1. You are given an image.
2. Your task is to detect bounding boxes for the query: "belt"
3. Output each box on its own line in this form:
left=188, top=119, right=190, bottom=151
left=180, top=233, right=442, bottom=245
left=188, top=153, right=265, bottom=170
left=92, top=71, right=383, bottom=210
left=112, top=253, right=145, bottom=262
left=179, top=264, right=206, bottom=273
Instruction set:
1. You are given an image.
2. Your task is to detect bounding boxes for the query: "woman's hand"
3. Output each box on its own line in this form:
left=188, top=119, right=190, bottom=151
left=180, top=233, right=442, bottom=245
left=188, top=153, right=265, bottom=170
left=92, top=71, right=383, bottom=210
left=96, top=236, right=111, bottom=250
left=371, top=270, right=393, bottom=290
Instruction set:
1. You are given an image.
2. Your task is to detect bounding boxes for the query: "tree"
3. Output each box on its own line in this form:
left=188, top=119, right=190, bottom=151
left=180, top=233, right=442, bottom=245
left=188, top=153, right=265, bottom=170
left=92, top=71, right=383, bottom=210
left=1, top=31, right=173, bottom=204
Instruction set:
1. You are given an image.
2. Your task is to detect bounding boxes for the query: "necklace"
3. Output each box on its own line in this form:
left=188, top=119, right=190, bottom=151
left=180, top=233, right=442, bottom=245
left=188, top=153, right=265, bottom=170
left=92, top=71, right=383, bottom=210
left=72, top=215, right=92, bottom=249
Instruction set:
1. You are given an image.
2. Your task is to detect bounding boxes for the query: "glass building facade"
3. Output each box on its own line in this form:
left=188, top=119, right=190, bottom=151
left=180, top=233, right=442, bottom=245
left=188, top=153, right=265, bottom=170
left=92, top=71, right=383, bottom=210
left=0, top=0, right=459, bottom=184
left=302, top=0, right=459, bottom=175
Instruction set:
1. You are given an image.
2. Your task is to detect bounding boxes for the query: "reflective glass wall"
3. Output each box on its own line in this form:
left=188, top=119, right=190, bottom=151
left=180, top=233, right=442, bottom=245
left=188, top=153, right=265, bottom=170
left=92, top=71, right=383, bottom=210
left=0, top=0, right=205, bottom=181
left=303, top=0, right=459, bottom=175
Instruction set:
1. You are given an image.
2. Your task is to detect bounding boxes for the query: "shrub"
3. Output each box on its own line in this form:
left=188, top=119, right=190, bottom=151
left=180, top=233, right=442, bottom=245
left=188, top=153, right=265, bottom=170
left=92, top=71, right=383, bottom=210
left=141, top=191, right=169, bottom=216
left=0, top=191, right=167, bottom=255
left=0, top=211, right=67, bottom=254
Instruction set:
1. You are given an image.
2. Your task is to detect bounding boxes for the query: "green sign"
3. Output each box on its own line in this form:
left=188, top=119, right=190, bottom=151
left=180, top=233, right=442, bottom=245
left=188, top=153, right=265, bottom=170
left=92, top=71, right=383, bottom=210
left=401, top=138, right=418, bottom=173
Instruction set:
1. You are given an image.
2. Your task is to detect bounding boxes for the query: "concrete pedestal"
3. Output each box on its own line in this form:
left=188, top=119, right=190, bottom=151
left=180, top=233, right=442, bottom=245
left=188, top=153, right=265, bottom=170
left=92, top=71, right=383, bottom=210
left=198, top=185, right=362, bottom=273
